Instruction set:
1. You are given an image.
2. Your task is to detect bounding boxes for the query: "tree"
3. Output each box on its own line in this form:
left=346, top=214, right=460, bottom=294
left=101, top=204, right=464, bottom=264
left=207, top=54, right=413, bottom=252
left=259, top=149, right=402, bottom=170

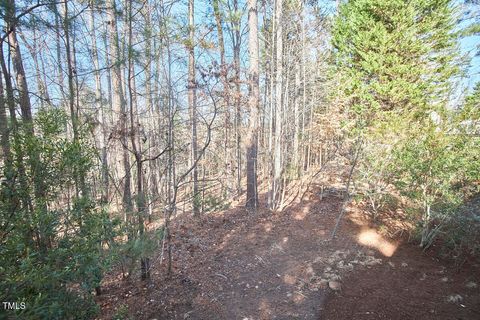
left=333, top=0, right=462, bottom=118
left=332, top=0, right=468, bottom=247
left=188, top=0, right=200, bottom=216
left=245, top=0, right=259, bottom=210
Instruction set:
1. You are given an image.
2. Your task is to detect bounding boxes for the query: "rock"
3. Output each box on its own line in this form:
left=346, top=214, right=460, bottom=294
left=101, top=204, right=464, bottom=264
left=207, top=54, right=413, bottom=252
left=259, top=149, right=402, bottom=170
left=447, top=294, right=463, bottom=303
left=319, top=279, right=329, bottom=289
left=441, top=277, right=449, bottom=282
left=329, top=281, right=341, bottom=291
left=388, top=261, right=395, bottom=268
left=466, top=281, right=478, bottom=288
left=362, top=256, right=382, bottom=266
left=401, top=262, right=408, bottom=267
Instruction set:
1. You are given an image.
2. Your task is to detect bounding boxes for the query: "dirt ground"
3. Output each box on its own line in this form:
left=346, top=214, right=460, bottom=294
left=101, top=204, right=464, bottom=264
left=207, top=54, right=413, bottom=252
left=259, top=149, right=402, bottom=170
left=96, top=189, right=480, bottom=320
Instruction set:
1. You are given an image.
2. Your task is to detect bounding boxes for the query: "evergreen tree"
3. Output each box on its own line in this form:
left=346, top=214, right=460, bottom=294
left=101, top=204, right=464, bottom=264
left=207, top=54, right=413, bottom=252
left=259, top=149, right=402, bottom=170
left=333, top=0, right=462, bottom=120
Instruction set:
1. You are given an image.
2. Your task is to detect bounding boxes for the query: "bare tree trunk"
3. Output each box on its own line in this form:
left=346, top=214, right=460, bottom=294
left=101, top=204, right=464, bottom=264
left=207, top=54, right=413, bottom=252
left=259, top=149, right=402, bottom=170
left=245, top=0, right=259, bottom=210
left=64, top=0, right=87, bottom=197
left=272, top=0, right=283, bottom=210
left=293, top=65, right=300, bottom=173
left=188, top=0, right=200, bottom=216
left=0, top=72, right=10, bottom=163
left=212, top=0, right=231, bottom=195
left=142, top=0, right=158, bottom=223
left=18, top=29, right=50, bottom=109
left=126, top=0, right=150, bottom=280
left=232, top=0, right=242, bottom=195
left=90, top=0, right=109, bottom=203
left=267, top=8, right=275, bottom=208
left=106, top=0, right=132, bottom=220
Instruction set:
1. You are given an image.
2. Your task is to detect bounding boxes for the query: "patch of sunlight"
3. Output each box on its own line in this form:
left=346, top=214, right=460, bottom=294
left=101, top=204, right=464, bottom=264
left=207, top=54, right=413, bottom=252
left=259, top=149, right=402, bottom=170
left=259, top=299, right=272, bottom=317
left=264, top=222, right=273, bottom=232
left=283, top=274, right=296, bottom=285
left=293, top=292, right=305, bottom=304
left=357, top=228, right=398, bottom=257
left=305, top=264, right=314, bottom=276
left=294, top=204, right=310, bottom=220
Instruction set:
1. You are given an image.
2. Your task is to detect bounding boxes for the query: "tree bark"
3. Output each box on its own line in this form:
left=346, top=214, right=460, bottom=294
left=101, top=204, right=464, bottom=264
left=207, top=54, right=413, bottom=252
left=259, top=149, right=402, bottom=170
left=271, top=0, right=283, bottom=210
left=188, top=0, right=200, bottom=216
left=90, top=0, right=109, bottom=203
left=0, top=70, right=10, bottom=163
left=106, top=0, right=133, bottom=220
left=245, top=0, right=259, bottom=210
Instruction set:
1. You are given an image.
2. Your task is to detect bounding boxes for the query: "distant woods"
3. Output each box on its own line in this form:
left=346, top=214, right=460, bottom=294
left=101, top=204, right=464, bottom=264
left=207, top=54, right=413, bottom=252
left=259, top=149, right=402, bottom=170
left=0, top=0, right=479, bottom=318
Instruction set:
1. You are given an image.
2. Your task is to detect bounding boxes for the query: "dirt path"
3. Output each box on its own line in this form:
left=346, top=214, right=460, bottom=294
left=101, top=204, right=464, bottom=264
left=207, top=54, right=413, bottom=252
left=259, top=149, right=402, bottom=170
left=97, top=191, right=480, bottom=320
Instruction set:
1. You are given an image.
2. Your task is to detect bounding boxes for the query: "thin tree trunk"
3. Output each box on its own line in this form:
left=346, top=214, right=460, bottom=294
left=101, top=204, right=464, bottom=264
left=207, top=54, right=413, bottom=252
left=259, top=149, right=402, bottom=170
left=64, top=0, right=87, bottom=197
left=0, top=72, right=10, bottom=162
left=188, top=0, right=200, bottom=216
left=272, top=0, right=283, bottom=210
left=245, top=0, right=259, bottom=210
left=233, top=0, right=242, bottom=195
left=212, top=0, right=231, bottom=194
left=126, top=0, right=150, bottom=280
left=90, top=0, right=109, bottom=203
left=106, top=0, right=132, bottom=220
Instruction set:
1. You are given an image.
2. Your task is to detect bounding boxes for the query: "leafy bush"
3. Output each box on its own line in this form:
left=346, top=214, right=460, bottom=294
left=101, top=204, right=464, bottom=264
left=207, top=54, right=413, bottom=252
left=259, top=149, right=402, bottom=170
left=0, top=109, right=119, bottom=319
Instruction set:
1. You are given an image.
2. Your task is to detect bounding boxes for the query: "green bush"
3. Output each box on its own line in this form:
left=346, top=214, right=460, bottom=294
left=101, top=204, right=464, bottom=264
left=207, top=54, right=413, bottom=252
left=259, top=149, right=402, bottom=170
left=0, top=109, right=119, bottom=319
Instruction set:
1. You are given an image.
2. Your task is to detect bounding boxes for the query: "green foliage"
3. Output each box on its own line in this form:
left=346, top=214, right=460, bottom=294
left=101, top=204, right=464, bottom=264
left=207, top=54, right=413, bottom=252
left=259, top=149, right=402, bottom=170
left=117, top=227, right=163, bottom=278
left=202, top=193, right=230, bottom=213
left=333, top=0, right=480, bottom=255
left=333, top=0, right=462, bottom=119
left=112, top=304, right=131, bottom=320
left=0, top=109, right=119, bottom=319
left=389, top=115, right=480, bottom=248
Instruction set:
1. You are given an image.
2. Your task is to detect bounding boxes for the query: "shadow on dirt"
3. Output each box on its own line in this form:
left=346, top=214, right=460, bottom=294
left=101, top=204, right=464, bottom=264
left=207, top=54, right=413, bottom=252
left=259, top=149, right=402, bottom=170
left=97, top=185, right=480, bottom=320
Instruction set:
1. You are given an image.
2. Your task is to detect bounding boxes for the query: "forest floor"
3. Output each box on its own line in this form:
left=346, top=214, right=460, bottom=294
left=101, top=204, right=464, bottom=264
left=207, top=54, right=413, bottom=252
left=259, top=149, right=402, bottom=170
left=96, top=186, right=480, bottom=320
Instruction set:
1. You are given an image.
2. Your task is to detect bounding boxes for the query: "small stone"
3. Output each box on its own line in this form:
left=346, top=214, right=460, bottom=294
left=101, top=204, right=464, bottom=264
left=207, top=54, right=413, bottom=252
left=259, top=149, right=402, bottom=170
left=401, top=262, right=408, bottom=267
left=328, top=281, right=341, bottom=291
left=287, top=292, right=292, bottom=297
left=319, top=279, right=329, bottom=289
left=441, top=277, right=449, bottom=282
left=447, top=294, right=463, bottom=303
left=388, top=261, right=395, bottom=268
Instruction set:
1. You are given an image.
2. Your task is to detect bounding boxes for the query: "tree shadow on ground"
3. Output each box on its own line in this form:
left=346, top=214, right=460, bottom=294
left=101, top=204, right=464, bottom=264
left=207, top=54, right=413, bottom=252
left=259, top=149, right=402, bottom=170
left=97, top=185, right=480, bottom=320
